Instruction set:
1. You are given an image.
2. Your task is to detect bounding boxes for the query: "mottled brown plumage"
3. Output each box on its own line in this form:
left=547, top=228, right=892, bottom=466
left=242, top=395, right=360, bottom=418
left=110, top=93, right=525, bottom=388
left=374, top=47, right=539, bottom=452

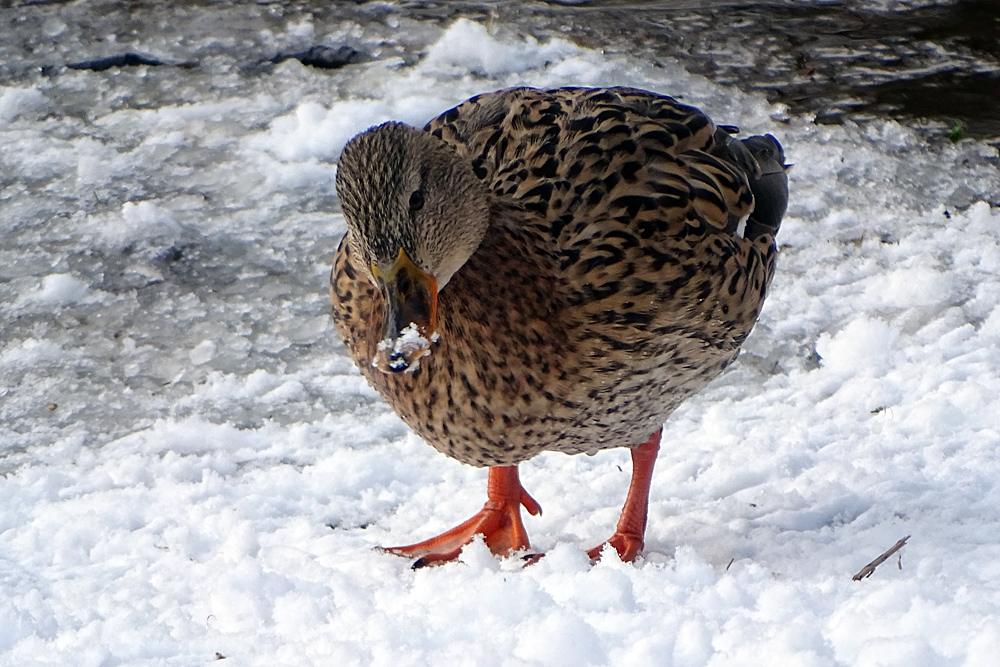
left=330, top=86, right=787, bottom=563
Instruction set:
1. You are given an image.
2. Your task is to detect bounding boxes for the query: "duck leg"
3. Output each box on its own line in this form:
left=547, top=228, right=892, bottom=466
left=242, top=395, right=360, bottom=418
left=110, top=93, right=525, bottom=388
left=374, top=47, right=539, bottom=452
left=382, top=465, right=542, bottom=567
left=587, top=429, right=661, bottom=563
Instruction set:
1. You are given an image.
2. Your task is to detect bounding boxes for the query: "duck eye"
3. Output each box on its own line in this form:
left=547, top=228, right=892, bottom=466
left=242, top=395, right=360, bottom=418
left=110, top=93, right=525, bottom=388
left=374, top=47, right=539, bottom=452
left=408, top=189, right=425, bottom=212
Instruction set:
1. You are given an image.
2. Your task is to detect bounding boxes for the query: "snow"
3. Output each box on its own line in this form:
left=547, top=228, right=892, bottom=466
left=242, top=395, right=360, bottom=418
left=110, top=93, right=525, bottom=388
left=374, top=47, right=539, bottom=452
left=375, top=322, right=437, bottom=373
left=2, top=12, right=1000, bottom=667
left=421, top=19, right=583, bottom=78
left=0, top=86, right=47, bottom=124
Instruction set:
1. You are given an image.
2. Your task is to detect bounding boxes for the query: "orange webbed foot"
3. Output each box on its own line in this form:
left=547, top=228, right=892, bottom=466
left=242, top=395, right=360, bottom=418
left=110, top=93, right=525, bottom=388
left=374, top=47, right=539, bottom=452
left=586, top=532, right=644, bottom=563
left=381, top=466, right=541, bottom=568
left=587, top=429, right=661, bottom=564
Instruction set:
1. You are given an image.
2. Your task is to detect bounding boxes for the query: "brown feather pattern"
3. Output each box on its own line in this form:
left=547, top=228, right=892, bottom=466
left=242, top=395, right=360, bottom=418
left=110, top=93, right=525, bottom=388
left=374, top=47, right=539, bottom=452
left=331, top=86, right=778, bottom=467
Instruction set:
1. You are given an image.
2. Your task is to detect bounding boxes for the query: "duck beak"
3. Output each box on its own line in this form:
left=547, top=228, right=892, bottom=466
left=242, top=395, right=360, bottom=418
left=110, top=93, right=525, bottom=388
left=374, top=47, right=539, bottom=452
left=371, top=248, right=439, bottom=374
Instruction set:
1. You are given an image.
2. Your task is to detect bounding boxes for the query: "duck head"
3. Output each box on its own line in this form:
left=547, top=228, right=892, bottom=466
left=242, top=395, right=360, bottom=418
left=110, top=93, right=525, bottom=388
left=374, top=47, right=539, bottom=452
left=336, top=122, right=490, bottom=373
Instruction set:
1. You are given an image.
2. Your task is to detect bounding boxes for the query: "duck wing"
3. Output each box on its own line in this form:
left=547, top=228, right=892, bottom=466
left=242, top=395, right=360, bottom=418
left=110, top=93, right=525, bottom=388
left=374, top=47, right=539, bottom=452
left=426, top=85, right=780, bottom=368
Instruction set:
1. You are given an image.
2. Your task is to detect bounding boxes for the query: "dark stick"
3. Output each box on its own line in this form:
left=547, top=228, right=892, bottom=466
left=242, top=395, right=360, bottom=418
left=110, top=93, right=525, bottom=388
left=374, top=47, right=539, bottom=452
left=852, top=536, right=910, bottom=581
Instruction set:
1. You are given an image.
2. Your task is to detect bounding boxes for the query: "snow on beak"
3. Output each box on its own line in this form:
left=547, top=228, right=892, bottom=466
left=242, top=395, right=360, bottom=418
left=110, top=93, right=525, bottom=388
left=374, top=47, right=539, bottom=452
left=371, top=248, right=439, bottom=373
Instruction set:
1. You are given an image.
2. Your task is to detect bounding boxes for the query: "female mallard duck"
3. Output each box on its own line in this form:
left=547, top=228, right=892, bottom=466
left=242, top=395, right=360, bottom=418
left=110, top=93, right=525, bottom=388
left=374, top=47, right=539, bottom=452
left=331, top=86, right=788, bottom=566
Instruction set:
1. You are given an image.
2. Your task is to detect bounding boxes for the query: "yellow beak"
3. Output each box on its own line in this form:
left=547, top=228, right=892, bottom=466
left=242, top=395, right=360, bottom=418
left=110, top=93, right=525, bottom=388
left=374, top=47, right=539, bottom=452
left=371, top=248, right=439, bottom=373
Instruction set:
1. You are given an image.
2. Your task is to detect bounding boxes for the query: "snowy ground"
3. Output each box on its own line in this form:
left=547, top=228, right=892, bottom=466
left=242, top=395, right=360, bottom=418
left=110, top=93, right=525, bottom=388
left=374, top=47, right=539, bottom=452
left=3, top=10, right=1000, bottom=667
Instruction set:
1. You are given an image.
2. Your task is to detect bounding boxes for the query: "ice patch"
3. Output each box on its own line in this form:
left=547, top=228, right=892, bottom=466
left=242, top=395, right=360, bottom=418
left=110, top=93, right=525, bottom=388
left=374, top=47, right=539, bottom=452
left=864, top=266, right=957, bottom=309
left=32, top=274, right=89, bottom=307
left=81, top=200, right=186, bottom=249
left=422, top=18, right=583, bottom=78
left=815, top=317, right=898, bottom=375
left=0, top=338, right=63, bottom=368
left=41, top=17, right=66, bottom=37
left=286, top=16, right=314, bottom=41
left=121, top=200, right=179, bottom=233
left=0, top=86, right=46, bottom=124
left=253, top=99, right=388, bottom=163
left=189, top=340, right=217, bottom=366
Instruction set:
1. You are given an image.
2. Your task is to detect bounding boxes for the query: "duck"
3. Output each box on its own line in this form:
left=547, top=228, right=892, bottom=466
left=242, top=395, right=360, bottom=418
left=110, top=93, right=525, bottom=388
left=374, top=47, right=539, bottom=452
left=331, top=86, right=788, bottom=567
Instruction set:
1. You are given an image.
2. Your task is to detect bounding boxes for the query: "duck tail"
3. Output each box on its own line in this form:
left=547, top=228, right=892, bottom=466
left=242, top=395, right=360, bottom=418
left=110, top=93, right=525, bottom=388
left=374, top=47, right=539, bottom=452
left=741, top=134, right=789, bottom=241
left=713, top=129, right=790, bottom=241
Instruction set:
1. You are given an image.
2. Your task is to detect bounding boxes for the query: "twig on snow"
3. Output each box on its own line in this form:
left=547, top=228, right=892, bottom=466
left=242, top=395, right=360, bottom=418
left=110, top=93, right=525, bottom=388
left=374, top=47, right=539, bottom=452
left=852, top=536, right=910, bottom=581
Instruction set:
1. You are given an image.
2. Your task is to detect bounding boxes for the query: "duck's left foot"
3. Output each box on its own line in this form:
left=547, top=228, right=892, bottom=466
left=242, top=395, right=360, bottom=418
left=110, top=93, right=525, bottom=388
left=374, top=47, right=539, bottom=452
left=587, top=429, right=661, bottom=563
left=586, top=532, right=644, bottom=563
left=381, top=465, right=541, bottom=568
